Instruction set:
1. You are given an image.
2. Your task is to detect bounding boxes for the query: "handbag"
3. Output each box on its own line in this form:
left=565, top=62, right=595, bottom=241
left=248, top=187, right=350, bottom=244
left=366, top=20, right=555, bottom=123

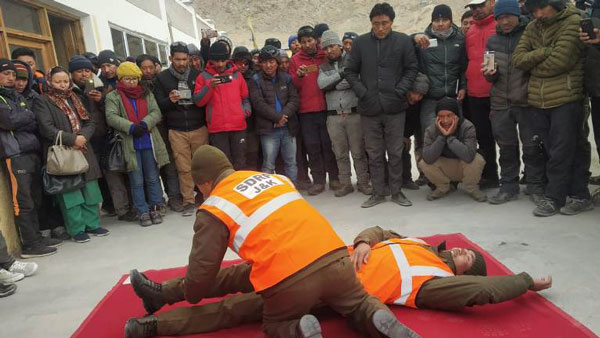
left=42, top=167, right=86, bottom=195
left=46, top=130, right=89, bottom=176
left=106, top=131, right=127, bottom=172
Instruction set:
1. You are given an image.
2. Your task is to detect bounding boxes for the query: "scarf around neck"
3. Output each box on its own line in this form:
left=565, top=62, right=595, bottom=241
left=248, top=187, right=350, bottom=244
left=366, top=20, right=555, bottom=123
left=168, top=65, right=191, bottom=83
left=432, top=26, right=454, bottom=40
left=46, top=86, right=89, bottom=133
left=116, top=83, right=148, bottom=124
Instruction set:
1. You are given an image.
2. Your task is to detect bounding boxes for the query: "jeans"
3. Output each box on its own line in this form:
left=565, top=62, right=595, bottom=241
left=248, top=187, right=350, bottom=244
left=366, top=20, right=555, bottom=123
left=298, top=112, right=339, bottom=185
left=128, top=148, right=164, bottom=214
left=261, top=128, right=297, bottom=182
left=468, top=97, right=499, bottom=182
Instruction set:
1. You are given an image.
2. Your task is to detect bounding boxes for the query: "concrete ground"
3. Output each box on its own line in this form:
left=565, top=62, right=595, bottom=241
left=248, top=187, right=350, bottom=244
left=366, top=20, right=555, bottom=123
left=0, top=180, right=598, bottom=337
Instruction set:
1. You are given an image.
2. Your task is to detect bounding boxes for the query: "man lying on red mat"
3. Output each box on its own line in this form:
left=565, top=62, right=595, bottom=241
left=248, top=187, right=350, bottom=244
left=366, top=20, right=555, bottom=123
left=125, top=226, right=552, bottom=338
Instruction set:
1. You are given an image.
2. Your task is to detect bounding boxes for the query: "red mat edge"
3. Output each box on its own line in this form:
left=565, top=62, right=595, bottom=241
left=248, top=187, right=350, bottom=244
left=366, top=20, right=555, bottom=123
left=71, top=234, right=599, bottom=338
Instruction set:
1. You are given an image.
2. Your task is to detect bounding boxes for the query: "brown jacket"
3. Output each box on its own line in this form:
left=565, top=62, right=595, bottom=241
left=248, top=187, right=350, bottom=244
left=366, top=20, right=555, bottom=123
left=354, top=226, right=534, bottom=310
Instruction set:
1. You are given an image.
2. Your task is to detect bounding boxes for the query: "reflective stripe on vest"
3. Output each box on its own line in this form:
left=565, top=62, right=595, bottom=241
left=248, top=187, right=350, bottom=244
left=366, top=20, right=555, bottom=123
left=200, top=171, right=345, bottom=291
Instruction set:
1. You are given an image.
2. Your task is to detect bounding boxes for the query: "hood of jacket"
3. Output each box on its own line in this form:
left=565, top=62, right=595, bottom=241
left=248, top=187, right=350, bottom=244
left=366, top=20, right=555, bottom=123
left=536, top=4, right=580, bottom=26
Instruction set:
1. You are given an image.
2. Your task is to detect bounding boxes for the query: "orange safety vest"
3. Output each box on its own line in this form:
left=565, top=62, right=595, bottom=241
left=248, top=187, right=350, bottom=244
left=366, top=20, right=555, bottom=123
left=200, top=171, right=346, bottom=291
left=351, top=238, right=454, bottom=308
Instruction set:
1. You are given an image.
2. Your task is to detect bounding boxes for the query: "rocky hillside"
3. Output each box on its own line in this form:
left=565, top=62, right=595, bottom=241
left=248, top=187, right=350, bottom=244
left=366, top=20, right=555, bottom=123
left=193, top=0, right=470, bottom=48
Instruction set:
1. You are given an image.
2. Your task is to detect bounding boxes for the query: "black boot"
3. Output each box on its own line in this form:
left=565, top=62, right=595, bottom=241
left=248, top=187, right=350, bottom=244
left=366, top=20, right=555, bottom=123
left=130, top=269, right=166, bottom=314
left=124, top=316, right=158, bottom=338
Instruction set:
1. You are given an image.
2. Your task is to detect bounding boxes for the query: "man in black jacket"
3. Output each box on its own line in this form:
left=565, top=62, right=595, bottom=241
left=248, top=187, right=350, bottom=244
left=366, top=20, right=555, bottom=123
left=154, top=42, right=207, bottom=217
left=345, top=2, right=419, bottom=208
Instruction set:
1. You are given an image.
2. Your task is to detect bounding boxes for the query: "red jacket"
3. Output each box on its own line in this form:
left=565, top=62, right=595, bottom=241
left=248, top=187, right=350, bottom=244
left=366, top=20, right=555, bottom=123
left=465, top=14, right=496, bottom=98
left=194, top=61, right=250, bottom=133
left=289, top=49, right=327, bottom=113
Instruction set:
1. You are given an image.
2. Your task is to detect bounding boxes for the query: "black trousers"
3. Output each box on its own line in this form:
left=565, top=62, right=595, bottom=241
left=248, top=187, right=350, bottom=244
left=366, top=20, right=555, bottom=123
left=468, top=97, right=499, bottom=182
left=591, top=97, right=600, bottom=162
left=6, top=153, right=43, bottom=248
left=209, top=130, right=247, bottom=170
left=0, top=231, right=14, bottom=269
left=298, top=112, right=338, bottom=185
left=295, top=130, right=311, bottom=182
left=362, top=113, right=406, bottom=196
left=533, top=101, right=591, bottom=206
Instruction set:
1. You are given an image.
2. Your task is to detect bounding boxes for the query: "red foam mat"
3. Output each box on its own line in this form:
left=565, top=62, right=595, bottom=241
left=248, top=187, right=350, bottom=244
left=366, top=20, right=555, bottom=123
left=72, top=233, right=597, bottom=338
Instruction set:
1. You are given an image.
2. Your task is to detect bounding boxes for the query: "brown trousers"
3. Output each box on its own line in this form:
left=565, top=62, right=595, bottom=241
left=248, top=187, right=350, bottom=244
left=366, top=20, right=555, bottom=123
left=168, top=127, right=208, bottom=206
left=158, top=258, right=388, bottom=338
left=418, top=154, right=486, bottom=194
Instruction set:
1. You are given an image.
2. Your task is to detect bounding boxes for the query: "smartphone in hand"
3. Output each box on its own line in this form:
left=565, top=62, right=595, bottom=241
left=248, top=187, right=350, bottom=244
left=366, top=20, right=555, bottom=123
left=581, top=18, right=597, bottom=40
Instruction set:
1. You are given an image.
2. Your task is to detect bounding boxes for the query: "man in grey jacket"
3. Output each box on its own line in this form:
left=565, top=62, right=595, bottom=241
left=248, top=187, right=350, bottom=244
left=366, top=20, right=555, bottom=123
left=419, top=97, right=486, bottom=202
left=345, top=3, right=419, bottom=208
left=318, top=30, right=372, bottom=197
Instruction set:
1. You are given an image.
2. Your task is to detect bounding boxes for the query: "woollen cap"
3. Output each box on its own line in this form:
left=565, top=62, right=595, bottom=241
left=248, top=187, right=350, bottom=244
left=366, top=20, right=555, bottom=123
left=314, top=23, right=330, bottom=38
left=435, top=97, right=460, bottom=115
left=209, top=42, right=230, bottom=61
left=321, top=30, right=343, bottom=49
left=191, top=145, right=233, bottom=185
left=288, top=34, right=298, bottom=47
left=0, top=59, right=16, bottom=73
left=116, top=61, right=142, bottom=80
left=495, top=0, right=522, bottom=18
left=68, top=55, right=94, bottom=73
left=97, top=50, right=120, bottom=66
left=432, top=4, right=453, bottom=22
left=14, top=62, right=28, bottom=79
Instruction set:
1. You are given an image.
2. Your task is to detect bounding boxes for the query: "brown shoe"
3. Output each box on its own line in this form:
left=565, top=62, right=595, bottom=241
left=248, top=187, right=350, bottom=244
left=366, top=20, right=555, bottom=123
left=334, top=184, right=354, bottom=197
left=329, top=179, right=342, bottom=191
left=357, top=182, right=373, bottom=195
left=427, top=189, right=449, bottom=201
left=308, top=184, right=325, bottom=195
left=469, top=189, right=487, bottom=202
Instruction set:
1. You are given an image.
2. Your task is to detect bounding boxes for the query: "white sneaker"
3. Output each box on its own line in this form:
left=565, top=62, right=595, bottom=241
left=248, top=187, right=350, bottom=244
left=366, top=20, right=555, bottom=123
left=0, top=269, right=24, bottom=283
left=8, top=261, right=38, bottom=277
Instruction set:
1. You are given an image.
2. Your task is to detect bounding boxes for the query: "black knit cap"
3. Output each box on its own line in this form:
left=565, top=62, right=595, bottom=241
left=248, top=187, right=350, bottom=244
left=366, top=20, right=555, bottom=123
left=68, top=55, right=94, bottom=73
left=209, top=42, right=230, bottom=61
left=0, top=58, right=16, bottom=73
left=83, top=52, right=99, bottom=67
left=232, top=46, right=252, bottom=64
left=98, top=50, right=120, bottom=66
left=435, top=97, right=460, bottom=115
left=259, top=45, right=280, bottom=63
left=432, top=4, right=453, bottom=22
left=314, top=23, right=330, bottom=38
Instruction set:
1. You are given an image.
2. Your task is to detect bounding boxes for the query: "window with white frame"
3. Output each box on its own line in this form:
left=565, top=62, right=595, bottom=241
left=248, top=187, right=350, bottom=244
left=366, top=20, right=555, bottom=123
left=110, top=25, right=168, bottom=64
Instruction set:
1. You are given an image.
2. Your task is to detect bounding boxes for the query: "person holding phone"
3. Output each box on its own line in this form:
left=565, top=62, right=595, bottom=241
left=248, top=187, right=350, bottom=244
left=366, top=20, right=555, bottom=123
left=193, top=42, right=251, bottom=171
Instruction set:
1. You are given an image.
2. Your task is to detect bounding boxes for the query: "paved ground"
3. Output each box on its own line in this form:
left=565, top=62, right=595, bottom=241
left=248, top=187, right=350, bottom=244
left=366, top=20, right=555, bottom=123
left=0, top=177, right=598, bottom=337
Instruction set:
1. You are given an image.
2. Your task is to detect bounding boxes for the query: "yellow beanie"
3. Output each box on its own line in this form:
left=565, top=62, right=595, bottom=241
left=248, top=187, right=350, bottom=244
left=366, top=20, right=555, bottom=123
left=117, top=61, right=142, bottom=80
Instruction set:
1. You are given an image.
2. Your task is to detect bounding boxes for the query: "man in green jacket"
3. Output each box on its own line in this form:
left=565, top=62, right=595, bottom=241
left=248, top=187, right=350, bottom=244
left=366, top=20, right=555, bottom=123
left=513, top=0, right=593, bottom=217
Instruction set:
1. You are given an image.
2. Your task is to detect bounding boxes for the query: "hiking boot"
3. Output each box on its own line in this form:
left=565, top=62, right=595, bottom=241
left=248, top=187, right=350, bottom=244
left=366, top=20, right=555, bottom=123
left=72, top=232, right=91, bottom=243
left=372, top=310, right=421, bottom=338
left=560, top=198, right=594, bottom=216
left=295, top=179, right=313, bottom=191
left=308, top=184, right=325, bottom=196
left=391, top=192, right=412, bottom=207
left=7, top=261, right=38, bottom=277
left=181, top=204, right=196, bottom=217
left=119, top=210, right=139, bottom=222
left=469, top=189, right=488, bottom=203
left=86, top=227, right=110, bottom=237
left=426, top=189, right=449, bottom=201
left=361, top=195, right=386, bottom=208
left=334, top=184, right=354, bottom=197
left=402, top=179, right=420, bottom=191
left=480, top=178, right=500, bottom=190
left=150, top=206, right=163, bottom=225
left=488, top=191, right=518, bottom=205
left=0, top=283, right=16, bottom=298
left=41, top=237, right=63, bottom=248
left=357, top=182, right=373, bottom=195
left=329, top=179, right=342, bottom=191
left=124, top=315, right=158, bottom=338
left=130, top=269, right=165, bottom=314
left=0, top=269, right=24, bottom=283
left=533, top=199, right=559, bottom=217
left=51, top=226, right=70, bottom=241
left=21, top=244, right=57, bottom=258
left=139, top=213, right=153, bottom=227
left=167, top=198, right=184, bottom=212
left=296, top=314, right=322, bottom=338
left=589, top=175, right=600, bottom=185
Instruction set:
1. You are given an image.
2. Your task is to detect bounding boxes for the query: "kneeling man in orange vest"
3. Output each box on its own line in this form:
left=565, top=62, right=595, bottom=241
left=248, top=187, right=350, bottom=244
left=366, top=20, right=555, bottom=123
left=124, top=145, right=419, bottom=338
left=127, top=225, right=551, bottom=337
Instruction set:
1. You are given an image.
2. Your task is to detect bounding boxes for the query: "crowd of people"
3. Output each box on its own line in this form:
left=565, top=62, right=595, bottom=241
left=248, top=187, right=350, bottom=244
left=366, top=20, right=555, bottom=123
left=0, top=0, right=598, bottom=306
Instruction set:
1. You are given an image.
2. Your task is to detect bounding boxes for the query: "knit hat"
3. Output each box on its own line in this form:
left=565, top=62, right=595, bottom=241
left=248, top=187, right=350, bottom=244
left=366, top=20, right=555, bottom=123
left=97, top=50, right=120, bottom=66
left=279, top=49, right=290, bottom=60
left=0, top=59, right=16, bottom=73
left=14, top=62, right=28, bottom=79
left=233, top=46, right=252, bottom=64
left=435, top=97, right=460, bottom=115
left=187, top=43, right=201, bottom=57
left=412, top=73, right=430, bottom=95
left=83, top=52, right=99, bottom=67
left=259, top=45, right=280, bottom=63
left=314, top=23, right=330, bottom=38
left=464, top=250, right=487, bottom=276
left=432, top=4, right=453, bottom=22
left=116, top=61, right=142, bottom=80
left=321, top=30, right=343, bottom=49
left=68, top=55, right=94, bottom=73
left=208, top=42, right=230, bottom=61
left=191, top=145, right=233, bottom=185
left=288, top=34, right=298, bottom=47
left=264, top=38, right=282, bottom=49
left=215, top=36, right=233, bottom=52
left=495, top=0, right=521, bottom=18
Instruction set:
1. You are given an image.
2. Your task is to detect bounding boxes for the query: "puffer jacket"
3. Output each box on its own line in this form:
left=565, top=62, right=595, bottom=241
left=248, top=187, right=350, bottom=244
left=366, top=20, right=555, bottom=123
left=485, top=16, right=530, bottom=110
left=416, top=24, right=466, bottom=99
left=466, top=14, right=497, bottom=98
left=513, top=5, right=585, bottom=109
left=289, top=49, right=327, bottom=113
left=584, top=10, right=600, bottom=97
left=0, top=87, right=40, bottom=158
left=193, top=61, right=251, bottom=133
left=317, top=52, right=358, bottom=113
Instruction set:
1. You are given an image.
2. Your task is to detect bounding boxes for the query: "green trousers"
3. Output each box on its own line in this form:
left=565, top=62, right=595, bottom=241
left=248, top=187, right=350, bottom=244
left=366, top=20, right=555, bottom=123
left=57, top=180, right=103, bottom=236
